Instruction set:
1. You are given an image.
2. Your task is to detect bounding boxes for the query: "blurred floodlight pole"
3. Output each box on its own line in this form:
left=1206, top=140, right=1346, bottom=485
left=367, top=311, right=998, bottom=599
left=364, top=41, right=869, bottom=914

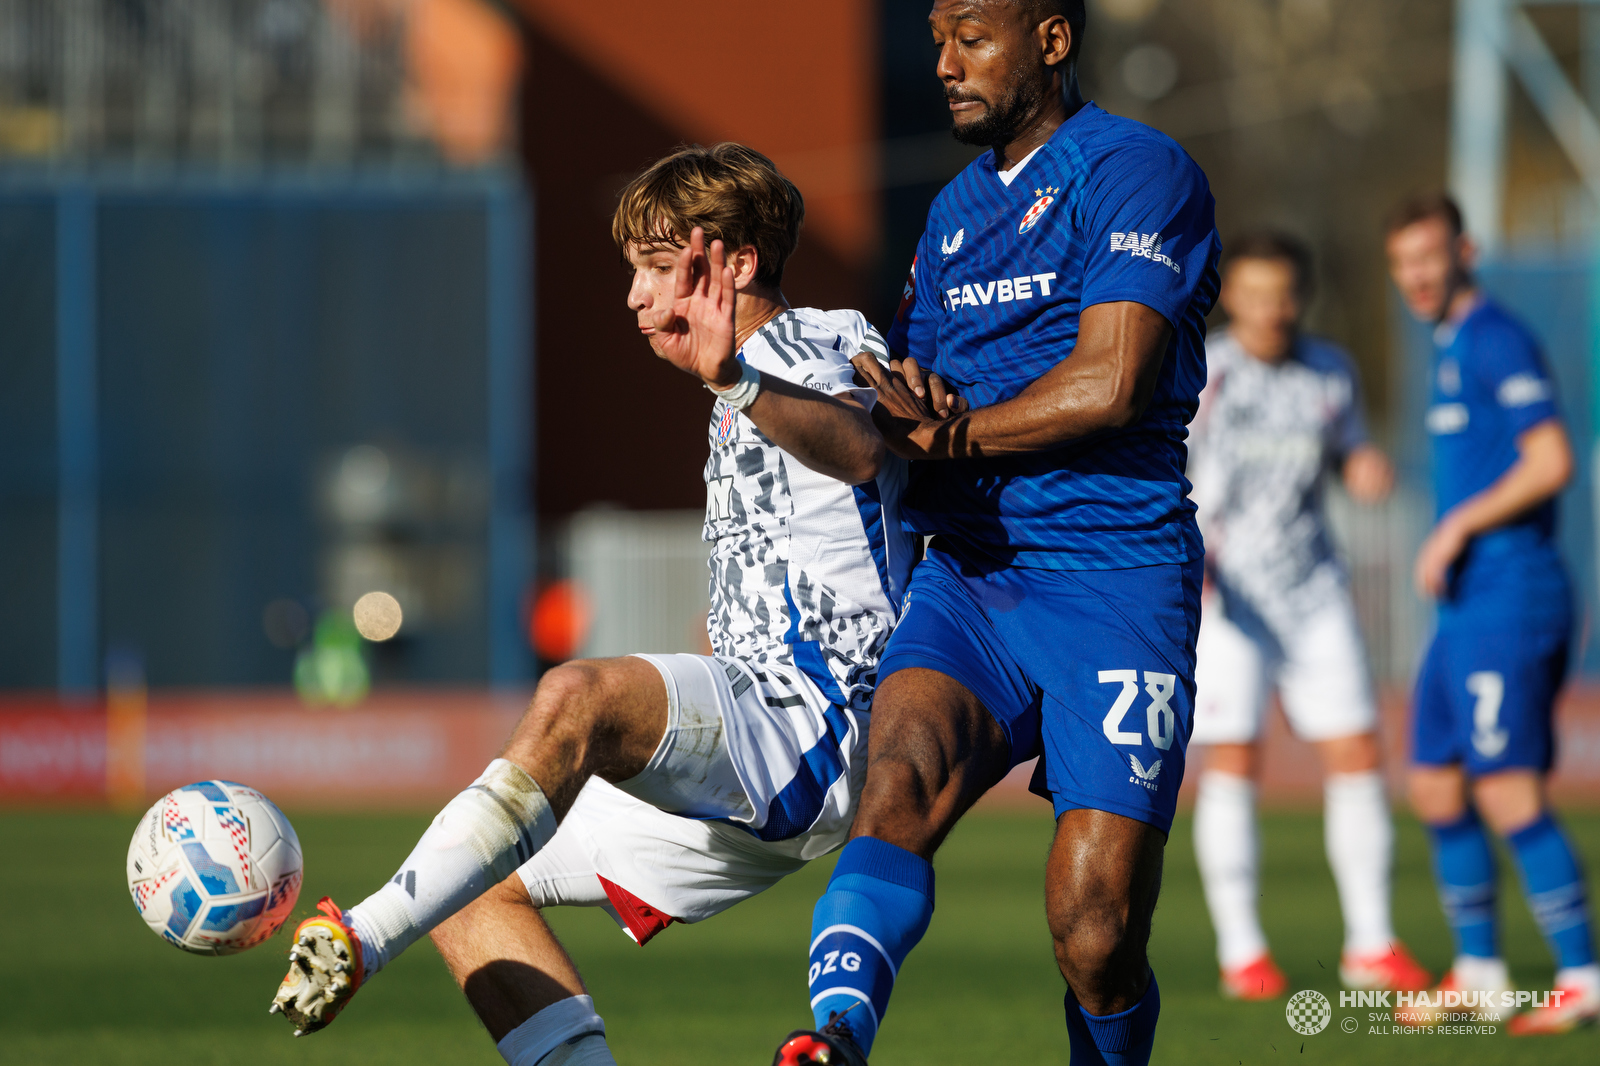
left=1454, top=0, right=1600, bottom=254
left=1450, top=0, right=1508, bottom=254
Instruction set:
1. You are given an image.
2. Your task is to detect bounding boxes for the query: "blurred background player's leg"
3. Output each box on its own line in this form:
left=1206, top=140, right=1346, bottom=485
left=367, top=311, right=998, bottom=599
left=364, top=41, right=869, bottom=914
left=1191, top=597, right=1285, bottom=998
left=1278, top=598, right=1429, bottom=991
left=432, top=875, right=614, bottom=1066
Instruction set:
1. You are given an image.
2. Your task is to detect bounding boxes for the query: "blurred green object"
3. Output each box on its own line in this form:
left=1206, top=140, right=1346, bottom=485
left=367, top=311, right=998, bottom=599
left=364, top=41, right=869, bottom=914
left=3, top=808, right=1597, bottom=1064
left=293, top=611, right=370, bottom=707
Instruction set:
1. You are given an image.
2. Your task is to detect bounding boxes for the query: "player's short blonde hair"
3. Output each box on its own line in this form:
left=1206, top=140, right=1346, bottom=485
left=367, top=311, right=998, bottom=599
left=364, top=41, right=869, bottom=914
left=612, top=143, right=804, bottom=287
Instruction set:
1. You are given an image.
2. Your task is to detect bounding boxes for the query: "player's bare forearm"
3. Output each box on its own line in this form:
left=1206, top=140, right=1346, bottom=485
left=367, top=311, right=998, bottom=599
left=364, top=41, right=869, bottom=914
left=1414, top=419, right=1571, bottom=596
left=1440, top=420, right=1570, bottom=539
left=743, top=373, right=884, bottom=485
left=888, top=301, right=1172, bottom=460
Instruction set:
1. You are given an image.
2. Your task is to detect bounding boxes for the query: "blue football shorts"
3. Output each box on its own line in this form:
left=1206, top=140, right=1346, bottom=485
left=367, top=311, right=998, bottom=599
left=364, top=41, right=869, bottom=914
left=879, top=539, right=1203, bottom=833
left=1412, top=609, right=1571, bottom=775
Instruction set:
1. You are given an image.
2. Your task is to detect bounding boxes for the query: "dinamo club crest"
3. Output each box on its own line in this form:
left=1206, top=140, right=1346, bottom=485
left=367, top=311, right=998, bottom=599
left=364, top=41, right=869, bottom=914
left=1019, top=185, right=1060, bottom=233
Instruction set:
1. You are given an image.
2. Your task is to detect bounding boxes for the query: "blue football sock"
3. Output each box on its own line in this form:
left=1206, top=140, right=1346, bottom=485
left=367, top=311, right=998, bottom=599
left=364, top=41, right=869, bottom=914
left=1507, top=812, right=1596, bottom=969
left=1427, top=809, right=1498, bottom=959
left=1064, top=974, right=1161, bottom=1066
left=808, top=837, right=934, bottom=1055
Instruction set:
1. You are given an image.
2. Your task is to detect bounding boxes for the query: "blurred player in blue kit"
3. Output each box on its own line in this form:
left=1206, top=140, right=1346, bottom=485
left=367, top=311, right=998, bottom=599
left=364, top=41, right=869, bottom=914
left=1387, top=193, right=1599, bottom=1034
left=1187, top=232, right=1431, bottom=1000
left=774, top=2, right=1219, bottom=1063
left=266, top=144, right=934, bottom=1065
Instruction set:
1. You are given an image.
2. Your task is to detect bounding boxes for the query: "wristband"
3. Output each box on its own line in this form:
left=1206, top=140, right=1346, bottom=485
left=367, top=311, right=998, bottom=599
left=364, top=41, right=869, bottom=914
left=707, top=360, right=761, bottom=411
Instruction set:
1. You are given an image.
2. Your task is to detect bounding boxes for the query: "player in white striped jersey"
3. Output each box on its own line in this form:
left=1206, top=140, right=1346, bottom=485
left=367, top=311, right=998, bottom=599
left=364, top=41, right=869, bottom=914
left=268, top=144, right=939, bottom=1066
left=1186, top=232, right=1430, bottom=1000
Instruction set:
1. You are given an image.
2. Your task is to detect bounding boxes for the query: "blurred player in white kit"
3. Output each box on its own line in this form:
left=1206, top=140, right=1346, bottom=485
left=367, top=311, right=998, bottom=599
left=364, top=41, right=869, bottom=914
left=1187, top=232, right=1431, bottom=999
left=266, top=143, right=951, bottom=1064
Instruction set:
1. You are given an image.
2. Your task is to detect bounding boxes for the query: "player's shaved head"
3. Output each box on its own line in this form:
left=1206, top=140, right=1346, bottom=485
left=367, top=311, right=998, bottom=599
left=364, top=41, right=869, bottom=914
left=612, top=143, right=804, bottom=287
left=930, top=0, right=1085, bottom=150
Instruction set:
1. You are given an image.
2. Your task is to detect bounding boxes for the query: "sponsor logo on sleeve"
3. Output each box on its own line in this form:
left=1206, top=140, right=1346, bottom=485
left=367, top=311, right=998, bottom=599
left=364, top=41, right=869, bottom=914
left=1496, top=373, right=1552, bottom=408
left=1110, top=231, right=1182, bottom=273
left=893, top=255, right=917, bottom=325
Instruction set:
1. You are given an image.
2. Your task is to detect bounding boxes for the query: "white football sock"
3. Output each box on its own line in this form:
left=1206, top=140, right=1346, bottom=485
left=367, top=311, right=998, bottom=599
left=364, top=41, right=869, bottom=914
left=1554, top=963, right=1600, bottom=995
left=1324, top=770, right=1395, bottom=956
left=1194, top=771, right=1268, bottom=969
left=1453, top=953, right=1509, bottom=991
left=347, top=759, right=556, bottom=976
left=497, top=995, right=611, bottom=1066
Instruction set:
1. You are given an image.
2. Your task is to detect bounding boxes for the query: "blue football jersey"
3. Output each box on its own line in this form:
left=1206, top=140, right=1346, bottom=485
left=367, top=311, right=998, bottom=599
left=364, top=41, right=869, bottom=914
left=1427, top=297, right=1565, bottom=593
left=886, top=103, right=1221, bottom=570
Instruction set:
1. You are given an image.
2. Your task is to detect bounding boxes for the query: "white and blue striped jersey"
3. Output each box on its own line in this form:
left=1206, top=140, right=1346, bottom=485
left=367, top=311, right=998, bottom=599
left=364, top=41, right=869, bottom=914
left=703, top=307, right=914, bottom=713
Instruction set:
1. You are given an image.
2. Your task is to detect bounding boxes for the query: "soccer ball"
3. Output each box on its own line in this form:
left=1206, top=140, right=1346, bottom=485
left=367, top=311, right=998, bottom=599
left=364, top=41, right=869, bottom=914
left=127, top=780, right=303, bottom=955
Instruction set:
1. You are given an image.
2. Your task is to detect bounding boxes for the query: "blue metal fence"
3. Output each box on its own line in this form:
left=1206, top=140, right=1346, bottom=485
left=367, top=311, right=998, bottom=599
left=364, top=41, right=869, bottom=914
left=0, top=170, right=532, bottom=691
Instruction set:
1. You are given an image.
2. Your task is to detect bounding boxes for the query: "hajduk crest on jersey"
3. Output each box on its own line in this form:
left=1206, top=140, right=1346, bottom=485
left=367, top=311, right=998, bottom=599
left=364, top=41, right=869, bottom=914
left=1019, top=185, right=1060, bottom=233
left=715, top=399, right=738, bottom=446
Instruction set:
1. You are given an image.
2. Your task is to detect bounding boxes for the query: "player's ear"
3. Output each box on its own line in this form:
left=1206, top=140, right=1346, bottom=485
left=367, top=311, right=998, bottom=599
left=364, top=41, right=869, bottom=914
left=1039, top=15, right=1071, bottom=67
left=1456, top=233, right=1479, bottom=273
left=729, top=245, right=761, bottom=290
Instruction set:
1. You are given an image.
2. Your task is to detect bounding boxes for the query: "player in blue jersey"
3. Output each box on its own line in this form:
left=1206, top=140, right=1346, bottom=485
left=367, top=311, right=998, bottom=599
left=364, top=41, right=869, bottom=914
left=772, top=4, right=1219, bottom=1064
left=1387, top=193, right=1598, bottom=1034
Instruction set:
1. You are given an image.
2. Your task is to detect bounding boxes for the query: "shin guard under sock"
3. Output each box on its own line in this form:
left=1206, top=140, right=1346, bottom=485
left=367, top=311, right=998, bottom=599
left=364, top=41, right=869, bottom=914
left=808, top=837, right=934, bottom=1054
left=1507, top=813, right=1596, bottom=969
left=348, top=759, right=556, bottom=976
left=1427, top=809, right=1498, bottom=960
left=1064, top=974, right=1161, bottom=1066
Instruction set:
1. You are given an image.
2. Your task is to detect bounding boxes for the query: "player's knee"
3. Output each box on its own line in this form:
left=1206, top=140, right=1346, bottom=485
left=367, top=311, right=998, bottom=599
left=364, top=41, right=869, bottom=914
left=1470, top=771, right=1544, bottom=836
left=523, top=661, right=606, bottom=733
left=1408, top=767, right=1465, bottom=825
left=1049, top=900, right=1140, bottom=991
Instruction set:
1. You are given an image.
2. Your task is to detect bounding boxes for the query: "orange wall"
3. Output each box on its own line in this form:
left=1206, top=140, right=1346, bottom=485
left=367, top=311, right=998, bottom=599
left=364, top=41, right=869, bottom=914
left=513, top=0, right=881, bottom=268
left=509, top=2, right=884, bottom=515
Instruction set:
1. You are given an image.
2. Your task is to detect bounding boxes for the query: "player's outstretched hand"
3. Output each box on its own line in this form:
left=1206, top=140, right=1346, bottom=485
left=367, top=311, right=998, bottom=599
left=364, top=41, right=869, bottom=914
left=649, top=226, right=741, bottom=389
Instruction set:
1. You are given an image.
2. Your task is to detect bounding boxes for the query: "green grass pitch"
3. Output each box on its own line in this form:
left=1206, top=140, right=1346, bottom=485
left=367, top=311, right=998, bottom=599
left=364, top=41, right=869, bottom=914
left=4, top=805, right=1595, bottom=1063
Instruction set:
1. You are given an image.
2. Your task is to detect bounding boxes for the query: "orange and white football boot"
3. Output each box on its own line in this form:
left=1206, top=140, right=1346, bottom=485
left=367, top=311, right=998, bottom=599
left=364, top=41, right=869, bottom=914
left=1396, top=957, right=1508, bottom=1025
left=1508, top=971, right=1600, bottom=1036
left=1220, top=953, right=1290, bottom=1000
left=1339, top=941, right=1432, bottom=992
left=269, top=897, right=364, bottom=1036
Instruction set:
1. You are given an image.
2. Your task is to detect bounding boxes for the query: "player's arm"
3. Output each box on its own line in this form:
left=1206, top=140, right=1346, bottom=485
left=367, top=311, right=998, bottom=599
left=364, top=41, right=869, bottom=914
left=1414, top=418, right=1572, bottom=596
left=852, top=299, right=1171, bottom=459
left=1341, top=446, right=1394, bottom=504
left=741, top=375, right=883, bottom=485
left=652, top=228, right=883, bottom=485
left=1332, top=364, right=1394, bottom=504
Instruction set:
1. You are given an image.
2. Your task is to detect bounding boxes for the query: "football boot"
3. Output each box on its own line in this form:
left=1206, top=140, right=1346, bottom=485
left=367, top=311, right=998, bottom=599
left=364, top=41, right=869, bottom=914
left=269, top=897, right=364, bottom=1035
left=1339, top=942, right=1432, bottom=992
left=772, top=1009, right=869, bottom=1066
left=1508, top=975, right=1600, bottom=1036
left=1219, top=953, right=1289, bottom=1000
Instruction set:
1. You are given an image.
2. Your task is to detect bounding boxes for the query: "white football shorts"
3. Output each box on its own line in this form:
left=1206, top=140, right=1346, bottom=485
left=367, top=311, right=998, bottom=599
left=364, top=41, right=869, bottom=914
left=514, top=652, right=866, bottom=940
left=1191, top=586, right=1378, bottom=745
